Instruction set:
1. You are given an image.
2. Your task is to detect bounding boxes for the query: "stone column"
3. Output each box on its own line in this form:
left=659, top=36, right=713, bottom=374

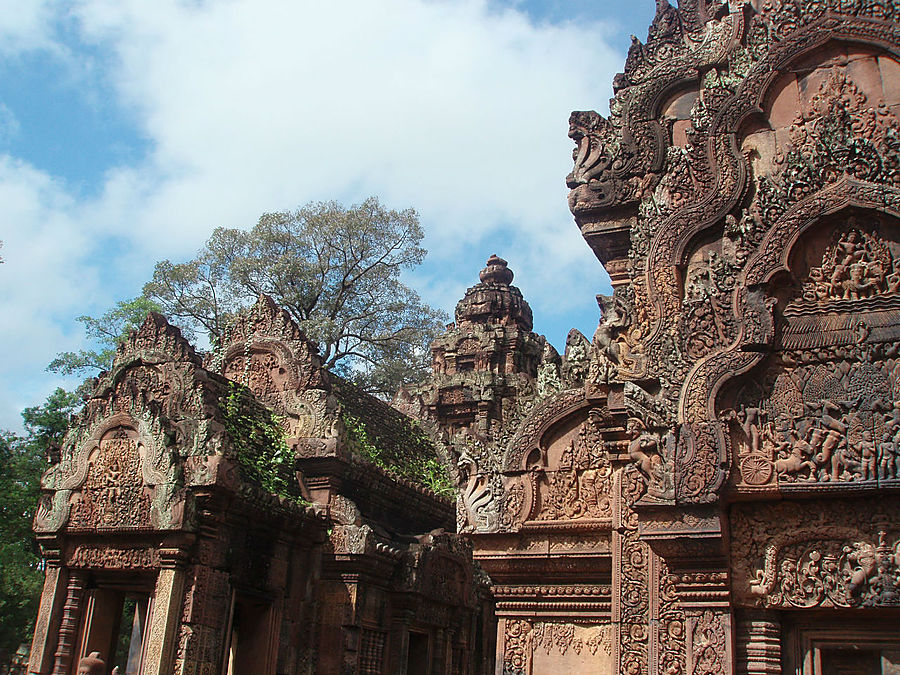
left=142, top=549, right=187, bottom=675
left=735, top=610, right=781, bottom=675
left=433, top=628, right=448, bottom=674
left=388, top=610, right=414, bottom=674
left=51, top=570, right=86, bottom=675
left=493, top=617, right=507, bottom=675
left=28, top=552, right=66, bottom=675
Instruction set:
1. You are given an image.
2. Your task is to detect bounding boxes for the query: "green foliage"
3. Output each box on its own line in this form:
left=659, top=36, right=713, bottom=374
left=341, top=413, right=454, bottom=498
left=0, top=388, right=79, bottom=664
left=144, top=197, right=447, bottom=396
left=21, top=388, right=80, bottom=448
left=47, top=296, right=164, bottom=377
left=0, top=432, right=44, bottom=664
left=220, top=383, right=306, bottom=506
left=409, top=455, right=455, bottom=499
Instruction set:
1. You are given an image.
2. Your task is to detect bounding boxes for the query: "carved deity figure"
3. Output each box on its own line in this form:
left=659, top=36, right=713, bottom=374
left=802, top=226, right=895, bottom=302
left=563, top=330, right=590, bottom=386
left=740, top=406, right=764, bottom=456
left=591, top=294, right=646, bottom=383
left=879, top=403, right=900, bottom=480
left=845, top=542, right=878, bottom=598
left=626, top=418, right=661, bottom=479
left=537, top=342, right=562, bottom=398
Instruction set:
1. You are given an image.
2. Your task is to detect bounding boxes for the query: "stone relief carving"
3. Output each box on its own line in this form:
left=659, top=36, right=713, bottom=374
left=747, top=531, right=900, bottom=609
left=562, top=329, right=591, bottom=388
left=457, top=448, right=499, bottom=533
left=627, top=418, right=674, bottom=502
left=523, top=411, right=614, bottom=525
left=502, top=619, right=612, bottom=674
left=731, top=499, right=900, bottom=609
left=689, top=610, right=728, bottom=675
left=68, top=427, right=151, bottom=530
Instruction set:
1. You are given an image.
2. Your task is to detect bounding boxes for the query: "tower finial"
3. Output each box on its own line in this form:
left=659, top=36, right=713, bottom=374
left=479, top=254, right=514, bottom=285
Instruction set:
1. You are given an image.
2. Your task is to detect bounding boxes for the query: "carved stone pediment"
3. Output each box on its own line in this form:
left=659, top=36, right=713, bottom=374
left=36, top=413, right=180, bottom=533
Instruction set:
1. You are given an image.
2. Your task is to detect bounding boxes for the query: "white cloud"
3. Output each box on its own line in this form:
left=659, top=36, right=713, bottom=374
left=0, top=156, right=96, bottom=428
left=0, top=0, right=624, bottom=429
left=0, top=0, right=62, bottom=56
left=70, top=0, right=620, bottom=251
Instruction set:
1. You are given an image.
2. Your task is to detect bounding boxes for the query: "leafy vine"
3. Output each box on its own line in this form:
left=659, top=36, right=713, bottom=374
left=341, top=413, right=454, bottom=498
left=220, top=382, right=307, bottom=506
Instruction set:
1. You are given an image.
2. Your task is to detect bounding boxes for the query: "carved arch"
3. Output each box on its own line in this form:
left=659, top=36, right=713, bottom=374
left=643, top=15, right=900, bottom=350
left=502, top=389, right=587, bottom=472
left=673, top=15, right=900, bottom=267
left=36, top=413, right=172, bottom=533
left=676, top=182, right=900, bottom=502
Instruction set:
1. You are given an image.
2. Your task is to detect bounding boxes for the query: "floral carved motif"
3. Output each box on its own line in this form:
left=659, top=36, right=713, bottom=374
left=689, top=610, right=728, bottom=675
left=731, top=499, right=900, bottom=609
left=747, top=532, right=900, bottom=609
left=501, top=619, right=612, bottom=674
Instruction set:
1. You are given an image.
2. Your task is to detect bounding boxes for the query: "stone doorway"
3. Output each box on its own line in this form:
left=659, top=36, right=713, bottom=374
left=784, top=618, right=900, bottom=675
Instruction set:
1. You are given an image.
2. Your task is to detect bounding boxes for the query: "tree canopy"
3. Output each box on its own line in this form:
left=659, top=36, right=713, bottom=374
left=0, top=389, right=80, bottom=666
left=47, top=296, right=163, bottom=377
left=143, top=197, right=446, bottom=396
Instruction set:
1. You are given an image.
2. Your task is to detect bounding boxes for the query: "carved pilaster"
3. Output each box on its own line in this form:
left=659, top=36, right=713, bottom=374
left=28, top=552, right=65, bottom=675
left=143, top=549, right=187, bottom=675
left=389, top=610, right=414, bottom=675
left=51, top=570, right=86, bottom=675
left=735, top=610, right=781, bottom=675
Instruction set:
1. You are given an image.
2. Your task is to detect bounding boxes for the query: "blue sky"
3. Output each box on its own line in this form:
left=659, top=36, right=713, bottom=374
left=0, top=0, right=658, bottom=431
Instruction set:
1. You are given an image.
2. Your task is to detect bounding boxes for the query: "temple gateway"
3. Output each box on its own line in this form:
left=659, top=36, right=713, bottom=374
left=27, top=1, right=900, bottom=673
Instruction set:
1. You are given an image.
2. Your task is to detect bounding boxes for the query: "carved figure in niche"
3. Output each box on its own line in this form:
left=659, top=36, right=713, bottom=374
left=581, top=466, right=612, bottom=519
left=626, top=417, right=674, bottom=500
left=538, top=442, right=583, bottom=520
left=879, top=404, right=900, bottom=479
left=801, top=225, right=895, bottom=303
left=504, top=479, right=525, bottom=525
left=537, top=342, right=562, bottom=398
left=627, top=418, right=662, bottom=479
left=563, top=329, right=590, bottom=386
left=591, top=294, right=645, bottom=382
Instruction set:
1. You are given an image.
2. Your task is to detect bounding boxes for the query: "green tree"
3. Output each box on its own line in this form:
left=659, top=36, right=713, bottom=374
left=144, top=197, right=446, bottom=396
left=47, top=296, right=163, bottom=377
left=0, top=389, right=79, bottom=667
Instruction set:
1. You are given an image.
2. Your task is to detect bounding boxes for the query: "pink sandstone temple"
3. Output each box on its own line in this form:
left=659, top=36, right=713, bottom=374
left=26, top=1, right=900, bottom=673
